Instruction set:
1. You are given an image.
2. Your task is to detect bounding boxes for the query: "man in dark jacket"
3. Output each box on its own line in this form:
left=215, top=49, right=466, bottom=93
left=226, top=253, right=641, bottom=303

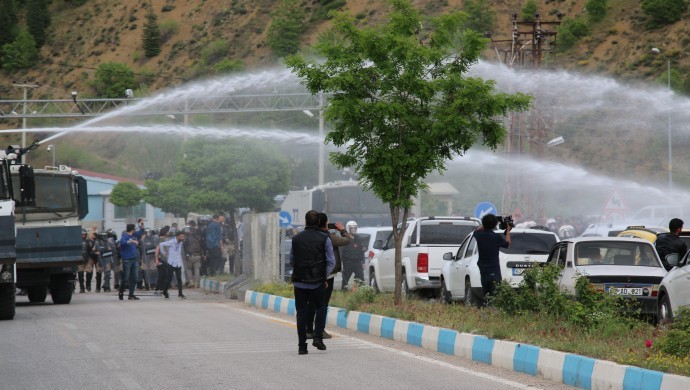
left=473, top=214, right=511, bottom=307
left=290, top=210, right=335, bottom=355
left=655, top=218, right=688, bottom=271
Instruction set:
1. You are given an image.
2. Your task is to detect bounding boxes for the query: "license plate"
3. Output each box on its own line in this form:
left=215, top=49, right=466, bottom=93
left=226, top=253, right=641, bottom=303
left=607, top=287, right=643, bottom=296
left=512, top=268, right=525, bottom=276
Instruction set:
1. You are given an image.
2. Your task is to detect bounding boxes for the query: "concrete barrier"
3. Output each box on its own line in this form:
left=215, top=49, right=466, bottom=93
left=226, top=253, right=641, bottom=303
left=244, top=290, right=690, bottom=390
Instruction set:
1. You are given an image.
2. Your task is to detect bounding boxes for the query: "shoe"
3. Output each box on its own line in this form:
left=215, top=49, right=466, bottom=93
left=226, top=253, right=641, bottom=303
left=86, top=287, right=91, bottom=292
left=322, top=331, right=332, bottom=339
left=79, top=288, right=85, bottom=293
left=128, top=295, right=140, bottom=300
left=163, top=293, right=170, bottom=299
left=114, top=284, right=120, bottom=289
left=103, top=288, right=111, bottom=292
left=312, top=339, right=327, bottom=351
left=178, top=294, right=186, bottom=299
left=118, top=292, right=123, bottom=301
left=298, top=348, right=308, bottom=355
left=95, top=289, right=101, bottom=293
left=305, top=332, right=314, bottom=339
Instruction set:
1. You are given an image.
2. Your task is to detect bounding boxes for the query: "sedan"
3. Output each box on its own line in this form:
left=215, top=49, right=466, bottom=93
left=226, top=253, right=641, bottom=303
left=658, top=251, right=690, bottom=322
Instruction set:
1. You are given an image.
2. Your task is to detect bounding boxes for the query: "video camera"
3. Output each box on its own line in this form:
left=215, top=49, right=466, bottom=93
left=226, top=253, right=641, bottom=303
left=497, top=215, right=515, bottom=230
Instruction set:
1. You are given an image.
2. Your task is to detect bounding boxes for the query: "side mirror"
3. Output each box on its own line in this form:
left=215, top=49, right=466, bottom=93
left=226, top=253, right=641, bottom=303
left=373, top=240, right=383, bottom=250
left=442, top=252, right=453, bottom=261
left=666, top=253, right=679, bottom=267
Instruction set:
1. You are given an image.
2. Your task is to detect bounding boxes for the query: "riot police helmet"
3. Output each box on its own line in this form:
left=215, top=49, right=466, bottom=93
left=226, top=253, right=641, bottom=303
left=346, top=220, right=358, bottom=234
left=97, top=231, right=108, bottom=240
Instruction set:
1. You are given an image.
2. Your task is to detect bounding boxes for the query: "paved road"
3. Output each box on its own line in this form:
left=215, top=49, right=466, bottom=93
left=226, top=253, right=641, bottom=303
left=1, top=290, right=573, bottom=390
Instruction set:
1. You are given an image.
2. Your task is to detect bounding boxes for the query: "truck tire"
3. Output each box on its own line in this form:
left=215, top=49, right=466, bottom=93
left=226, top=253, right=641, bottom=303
left=27, top=287, right=48, bottom=303
left=440, top=279, right=452, bottom=304
left=0, top=283, right=16, bottom=320
left=401, top=271, right=413, bottom=299
left=50, top=279, right=73, bottom=305
left=464, top=279, right=480, bottom=308
left=369, top=269, right=380, bottom=293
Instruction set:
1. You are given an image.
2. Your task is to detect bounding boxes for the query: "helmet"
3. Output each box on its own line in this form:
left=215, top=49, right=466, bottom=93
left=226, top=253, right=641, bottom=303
left=346, top=221, right=357, bottom=231
left=82, top=229, right=88, bottom=235
left=169, top=228, right=178, bottom=236
left=106, top=228, right=117, bottom=240
left=146, top=228, right=156, bottom=236
left=97, top=231, right=108, bottom=240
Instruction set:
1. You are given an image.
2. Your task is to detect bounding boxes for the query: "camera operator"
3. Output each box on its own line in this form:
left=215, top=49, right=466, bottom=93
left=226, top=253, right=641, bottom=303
left=473, top=214, right=511, bottom=307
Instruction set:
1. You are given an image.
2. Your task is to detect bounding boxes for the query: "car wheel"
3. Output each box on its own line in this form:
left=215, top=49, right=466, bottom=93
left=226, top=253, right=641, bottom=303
left=464, top=279, right=480, bottom=308
left=441, top=279, right=451, bottom=304
left=658, top=293, right=673, bottom=324
left=369, top=269, right=380, bottom=293
left=401, top=272, right=412, bottom=299
left=27, top=287, right=48, bottom=303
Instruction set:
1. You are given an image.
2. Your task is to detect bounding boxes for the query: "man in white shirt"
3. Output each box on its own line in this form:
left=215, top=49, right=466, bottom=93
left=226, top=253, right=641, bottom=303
left=157, top=230, right=187, bottom=299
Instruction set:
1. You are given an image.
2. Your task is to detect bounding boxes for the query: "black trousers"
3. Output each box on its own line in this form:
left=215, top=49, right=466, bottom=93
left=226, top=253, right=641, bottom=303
left=480, top=271, right=502, bottom=307
left=307, top=277, right=334, bottom=333
left=207, top=247, right=222, bottom=275
left=163, top=264, right=183, bottom=297
left=294, top=284, right=326, bottom=347
left=341, top=262, right=364, bottom=290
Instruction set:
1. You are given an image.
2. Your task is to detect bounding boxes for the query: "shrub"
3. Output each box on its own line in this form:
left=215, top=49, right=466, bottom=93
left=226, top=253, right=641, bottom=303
left=213, top=58, right=244, bottom=73
left=159, top=19, right=179, bottom=43
left=200, top=39, right=230, bottom=65
left=521, top=0, right=537, bottom=22
left=1, top=31, right=39, bottom=71
left=641, top=0, right=688, bottom=26
left=657, top=307, right=690, bottom=358
left=586, top=0, right=607, bottom=24
left=558, top=16, right=590, bottom=50
left=463, top=0, right=495, bottom=33
left=89, top=62, right=136, bottom=98
left=267, top=0, right=305, bottom=58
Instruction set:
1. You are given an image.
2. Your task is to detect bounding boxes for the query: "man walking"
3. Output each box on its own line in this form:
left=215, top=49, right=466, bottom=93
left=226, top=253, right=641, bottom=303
left=158, top=230, right=187, bottom=299
left=473, top=214, right=511, bottom=307
left=118, top=223, right=145, bottom=301
left=656, top=218, right=688, bottom=271
left=290, top=210, right=335, bottom=355
left=206, top=214, right=223, bottom=276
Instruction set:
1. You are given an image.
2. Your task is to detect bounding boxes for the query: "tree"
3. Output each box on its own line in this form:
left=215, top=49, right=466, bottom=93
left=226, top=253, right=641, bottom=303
left=0, top=0, right=19, bottom=50
left=521, top=0, right=538, bottom=22
left=110, top=182, right=143, bottom=220
left=585, top=0, right=608, bottom=24
left=90, top=62, right=136, bottom=98
left=1, top=31, right=39, bottom=71
left=142, top=8, right=161, bottom=57
left=267, top=0, right=305, bottom=58
left=641, top=0, right=688, bottom=26
left=286, top=0, right=531, bottom=304
left=26, top=0, right=50, bottom=48
left=143, top=173, right=194, bottom=217
left=463, top=0, right=495, bottom=33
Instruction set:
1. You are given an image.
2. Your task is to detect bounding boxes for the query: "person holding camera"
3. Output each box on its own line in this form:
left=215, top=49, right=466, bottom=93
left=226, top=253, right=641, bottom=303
left=473, top=214, right=511, bottom=307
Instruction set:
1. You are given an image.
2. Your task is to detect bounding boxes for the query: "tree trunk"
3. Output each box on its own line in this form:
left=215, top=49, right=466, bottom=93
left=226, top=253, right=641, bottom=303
left=392, top=206, right=410, bottom=305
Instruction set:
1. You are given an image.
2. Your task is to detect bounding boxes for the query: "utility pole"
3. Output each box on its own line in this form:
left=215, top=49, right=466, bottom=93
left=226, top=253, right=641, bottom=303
left=12, top=83, right=39, bottom=163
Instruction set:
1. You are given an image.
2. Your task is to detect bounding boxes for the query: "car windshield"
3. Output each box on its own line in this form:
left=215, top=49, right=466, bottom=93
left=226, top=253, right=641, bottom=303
left=500, top=232, right=557, bottom=254
left=575, top=241, right=661, bottom=267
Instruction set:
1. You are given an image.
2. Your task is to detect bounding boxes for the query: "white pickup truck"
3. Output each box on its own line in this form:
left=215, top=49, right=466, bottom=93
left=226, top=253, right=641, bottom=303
left=368, top=216, right=480, bottom=297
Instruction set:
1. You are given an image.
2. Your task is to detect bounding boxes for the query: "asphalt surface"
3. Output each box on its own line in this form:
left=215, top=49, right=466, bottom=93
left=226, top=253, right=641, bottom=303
left=1, top=289, right=574, bottom=390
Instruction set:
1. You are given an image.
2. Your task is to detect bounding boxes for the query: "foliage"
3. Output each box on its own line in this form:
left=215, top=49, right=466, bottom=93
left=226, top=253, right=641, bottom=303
left=641, top=0, right=688, bottom=26
left=657, top=307, right=690, bottom=358
left=200, top=39, right=230, bottom=66
left=158, top=19, right=179, bottom=43
left=142, top=8, right=161, bottom=57
left=89, top=62, right=136, bottom=98
left=462, top=0, right=495, bottom=33
left=26, top=0, right=50, bottom=48
left=0, top=0, right=19, bottom=51
left=286, top=0, right=530, bottom=305
left=521, top=0, right=537, bottom=22
left=585, top=0, right=608, bottom=24
left=144, top=138, right=291, bottom=213
left=1, top=30, right=38, bottom=71
left=267, top=0, right=305, bottom=58
left=344, top=285, right=377, bottom=311
left=143, top=174, right=194, bottom=217
left=213, top=58, right=244, bottom=74
left=310, top=0, right=346, bottom=22
left=109, top=182, right=143, bottom=207
left=558, top=17, right=590, bottom=50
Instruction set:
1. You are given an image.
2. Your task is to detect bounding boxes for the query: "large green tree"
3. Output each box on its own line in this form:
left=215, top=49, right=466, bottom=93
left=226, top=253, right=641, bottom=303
left=90, top=62, right=136, bottom=98
left=1, top=30, right=38, bottom=71
left=463, top=0, right=495, bottom=33
left=142, top=8, right=161, bottom=58
left=286, top=0, right=530, bottom=304
left=110, top=182, right=143, bottom=220
left=0, top=0, right=19, bottom=50
left=26, top=0, right=50, bottom=47
left=641, top=0, right=688, bottom=26
left=143, top=173, right=193, bottom=217
left=267, top=0, right=305, bottom=58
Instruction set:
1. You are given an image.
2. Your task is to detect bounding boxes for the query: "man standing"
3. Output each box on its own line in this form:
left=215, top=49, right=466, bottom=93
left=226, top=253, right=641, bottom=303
left=78, top=229, right=94, bottom=293
left=306, top=213, right=351, bottom=340
left=206, top=214, right=223, bottom=276
left=158, top=230, right=187, bottom=299
left=291, top=210, right=335, bottom=355
left=655, top=218, right=688, bottom=271
left=184, top=220, right=203, bottom=288
left=473, top=214, right=511, bottom=307
left=93, top=231, right=115, bottom=293
left=340, top=221, right=366, bottom=291
left=118, top=223, right=145, bottom=301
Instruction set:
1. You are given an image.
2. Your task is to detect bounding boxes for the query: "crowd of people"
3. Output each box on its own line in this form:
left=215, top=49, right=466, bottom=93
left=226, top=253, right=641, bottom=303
left=78, top=212, right=235, bottom=300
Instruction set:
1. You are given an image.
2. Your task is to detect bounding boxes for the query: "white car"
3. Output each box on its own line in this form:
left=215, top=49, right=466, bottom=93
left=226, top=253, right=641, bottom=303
left=440, top=228, right=559, bottom=306
left=545, top=237, right=667, bottom=317
left=658, top=252, right=690, bottom=322
left=357, top=226, right=393, bottom=283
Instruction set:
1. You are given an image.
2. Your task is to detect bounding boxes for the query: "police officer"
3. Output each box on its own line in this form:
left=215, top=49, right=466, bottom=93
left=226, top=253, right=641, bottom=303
left=107, top=229, right=122, bottom=290
left=340, top=221, right=366, bottom=291
left=140, top=229, right=159, bottom=290
left=93, top=231, right=115, bottom=292
left=184, top=221, right=204, bottom=288
left=78, top=229, right=94, bottom=293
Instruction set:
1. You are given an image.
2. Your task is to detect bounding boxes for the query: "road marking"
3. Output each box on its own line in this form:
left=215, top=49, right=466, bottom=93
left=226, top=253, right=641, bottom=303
left=241, top=307, right=539, bottom=390
left=85, top=342, right=102, bottom=354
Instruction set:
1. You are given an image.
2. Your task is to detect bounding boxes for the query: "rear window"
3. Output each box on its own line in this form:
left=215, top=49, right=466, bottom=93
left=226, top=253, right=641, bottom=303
left=417, top=222, right=478, bottom=245
left=500, top=233, right=557, bottom=254
left=575, top=241, right=661, bottom=267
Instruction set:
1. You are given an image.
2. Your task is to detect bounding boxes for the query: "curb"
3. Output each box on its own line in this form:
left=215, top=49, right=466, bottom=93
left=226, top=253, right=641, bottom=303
left=199, top=277, right=226, bottom=294
left=244, top=290, right=690, bottom=390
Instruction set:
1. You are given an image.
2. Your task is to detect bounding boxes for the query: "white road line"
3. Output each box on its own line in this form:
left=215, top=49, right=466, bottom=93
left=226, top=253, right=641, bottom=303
left=241, top=307, right=539, bottom=390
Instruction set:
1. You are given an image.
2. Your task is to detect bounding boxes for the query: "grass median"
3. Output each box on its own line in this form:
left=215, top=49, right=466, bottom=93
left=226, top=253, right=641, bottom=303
left=255, top=267, right=690, bottom=376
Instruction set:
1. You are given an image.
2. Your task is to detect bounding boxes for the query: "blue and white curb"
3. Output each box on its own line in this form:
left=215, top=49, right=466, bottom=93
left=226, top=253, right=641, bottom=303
left=199, top=277, right=226, bottom=294
left=245, top=290, right=690, bottom=390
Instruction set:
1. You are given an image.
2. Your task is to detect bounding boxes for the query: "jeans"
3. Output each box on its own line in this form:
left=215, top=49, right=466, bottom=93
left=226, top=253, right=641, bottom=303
left=119, top=257, right=139, bottom=296
left=480, top=271, right=502, bottom=307
left=295, top=284, right=326, bottom=347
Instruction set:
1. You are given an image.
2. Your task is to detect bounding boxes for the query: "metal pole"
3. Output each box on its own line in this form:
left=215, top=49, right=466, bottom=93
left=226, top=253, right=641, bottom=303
left=13, top=83, right=38, bottom=163
left=318, top=92, right=324, bottom=186
left=667, top=58, right=672, bottom=190
left=51, top=146, right=56, bottom=167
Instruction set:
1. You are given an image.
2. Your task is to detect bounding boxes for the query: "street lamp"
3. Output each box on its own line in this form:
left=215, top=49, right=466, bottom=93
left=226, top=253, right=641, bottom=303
left=47, top=144, right=55, bottom=167
left=651, top=47, right=672, bottom=190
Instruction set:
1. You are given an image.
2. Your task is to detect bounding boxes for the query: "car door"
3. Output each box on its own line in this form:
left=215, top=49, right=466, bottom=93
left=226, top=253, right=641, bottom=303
left=449, top=235, right=471, bottom=296
left=669, top=254, right=690, bottom=313
left=555, top=243, right=577, bottom=294
left=377, top=232, right=397, bottom=291
left=456, top=235, right=477, bottom=299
